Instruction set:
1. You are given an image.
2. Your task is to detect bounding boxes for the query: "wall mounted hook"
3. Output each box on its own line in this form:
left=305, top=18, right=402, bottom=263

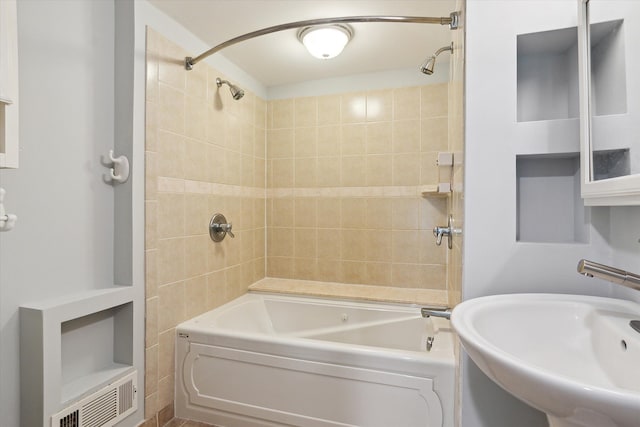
left=0, top=188, right=17, bottom=232
left=102, top=150, right=130, bottom=184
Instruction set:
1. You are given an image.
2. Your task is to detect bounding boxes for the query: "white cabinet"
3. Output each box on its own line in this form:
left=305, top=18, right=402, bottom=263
left=578, top=0, right=640, bottom=205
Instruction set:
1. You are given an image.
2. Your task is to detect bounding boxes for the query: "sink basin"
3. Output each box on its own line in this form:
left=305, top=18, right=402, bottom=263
left=451, top=293, right=640, bottom=427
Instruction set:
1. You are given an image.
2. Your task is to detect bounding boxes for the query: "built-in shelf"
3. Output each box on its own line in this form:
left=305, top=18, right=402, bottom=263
left=516, top=154, right=589, bottom=244
left=20, top=286, right=135, bottom=426
left=420, top=184, right=450, bottom=198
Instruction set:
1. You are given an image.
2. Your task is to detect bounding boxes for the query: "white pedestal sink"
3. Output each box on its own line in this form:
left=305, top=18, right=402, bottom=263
left=451, top=294, right=640, bottom=427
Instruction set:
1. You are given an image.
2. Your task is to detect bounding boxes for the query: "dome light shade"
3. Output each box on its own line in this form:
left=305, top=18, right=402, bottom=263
left=298, top=25, right=353, bottom=59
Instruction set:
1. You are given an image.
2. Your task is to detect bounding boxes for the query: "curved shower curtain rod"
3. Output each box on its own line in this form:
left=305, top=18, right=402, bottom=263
left=185, top=12, right=460, bottom=70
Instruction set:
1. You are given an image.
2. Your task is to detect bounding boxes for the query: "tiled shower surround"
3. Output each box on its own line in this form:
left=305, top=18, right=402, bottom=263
left=144, top=27, right=460, bottom=425
left=265, top=86, right=449, bottom=288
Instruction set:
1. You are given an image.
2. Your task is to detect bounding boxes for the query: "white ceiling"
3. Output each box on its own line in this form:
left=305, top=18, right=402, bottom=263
left=148, top=0, right=457, bottom=88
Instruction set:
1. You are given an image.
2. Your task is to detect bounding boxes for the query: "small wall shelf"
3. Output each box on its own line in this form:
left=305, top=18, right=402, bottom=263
left=20, top=286, right=135, bottom=426
left=516, top=154, right=589, bottom=244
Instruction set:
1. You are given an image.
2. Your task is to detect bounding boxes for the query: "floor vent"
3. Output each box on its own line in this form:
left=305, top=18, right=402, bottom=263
left=52, top=371, right=137, bottom=427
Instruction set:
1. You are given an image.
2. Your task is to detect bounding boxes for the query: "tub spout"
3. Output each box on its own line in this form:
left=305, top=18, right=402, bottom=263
left=421, top=307, right=451, bottom=320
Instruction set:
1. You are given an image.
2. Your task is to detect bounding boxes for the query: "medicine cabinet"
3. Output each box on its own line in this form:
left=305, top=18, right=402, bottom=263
left=578, top=0, right=640, bottom=205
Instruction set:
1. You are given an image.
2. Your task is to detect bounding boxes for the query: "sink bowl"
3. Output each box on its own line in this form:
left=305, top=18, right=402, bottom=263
left=451, top=293, right=640, bottom=427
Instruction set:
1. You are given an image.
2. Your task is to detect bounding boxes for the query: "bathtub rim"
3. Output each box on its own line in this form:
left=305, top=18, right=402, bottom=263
left=176, top=291, right=455, bottom=377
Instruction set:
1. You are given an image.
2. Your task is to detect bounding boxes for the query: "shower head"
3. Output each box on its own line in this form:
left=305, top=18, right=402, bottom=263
left=216, top=77, right=245, bottom=100
left=420, top=42, right=453, bottom=75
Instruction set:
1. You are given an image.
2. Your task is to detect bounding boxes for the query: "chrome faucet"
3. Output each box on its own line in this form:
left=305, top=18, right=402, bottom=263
left=577, top=259, right=640, bottom=291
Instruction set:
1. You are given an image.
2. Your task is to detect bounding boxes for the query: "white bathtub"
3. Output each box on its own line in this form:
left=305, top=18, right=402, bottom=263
left=175, top=292, right=455, bottom=427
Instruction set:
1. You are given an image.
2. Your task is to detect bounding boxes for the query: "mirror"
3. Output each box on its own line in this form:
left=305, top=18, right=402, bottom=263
left=578, top=0, right=640, bottom=205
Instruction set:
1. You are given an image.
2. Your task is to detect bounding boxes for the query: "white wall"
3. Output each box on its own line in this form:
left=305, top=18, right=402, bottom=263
left=462, top=1, right=621, bottom=426
left=0, top=1, right=116, bottom=425
left=0, top=1, right=148, bottom=425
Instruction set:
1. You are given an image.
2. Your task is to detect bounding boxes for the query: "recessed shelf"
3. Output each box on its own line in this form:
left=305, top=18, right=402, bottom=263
left=516, top=20, right=626, bottom=123
left=61, top=301, right=133, bottom=403
left=20, top=286, right=135, bottom=425
left=516, top=154, right=589, bottom=244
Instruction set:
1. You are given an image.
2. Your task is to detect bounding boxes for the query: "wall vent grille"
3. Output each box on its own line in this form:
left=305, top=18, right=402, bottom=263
left=51, top=371, right=137, bottom=427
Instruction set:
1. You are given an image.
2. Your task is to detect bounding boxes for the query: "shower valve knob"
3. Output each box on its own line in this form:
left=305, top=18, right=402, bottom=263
left=209, top=213, right=235, bottom=242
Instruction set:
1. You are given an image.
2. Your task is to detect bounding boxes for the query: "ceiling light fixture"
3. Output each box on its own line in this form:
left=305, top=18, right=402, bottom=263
left=297, top=24, right=353, bottom=59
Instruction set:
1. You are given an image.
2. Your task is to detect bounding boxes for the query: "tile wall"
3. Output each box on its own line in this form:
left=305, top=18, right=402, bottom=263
left=144, top=27, right=457, bottom=427
left=265, top=86, right=450, bottom=290
left=144, top=28, right=266, bottom=425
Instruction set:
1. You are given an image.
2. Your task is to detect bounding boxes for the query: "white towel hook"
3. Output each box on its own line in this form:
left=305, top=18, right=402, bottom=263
left=103, top=150, right=130, bottom=184
left=0, top=188, right=17, bottom=232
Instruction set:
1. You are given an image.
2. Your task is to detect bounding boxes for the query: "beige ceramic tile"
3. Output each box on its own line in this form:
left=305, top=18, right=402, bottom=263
left=145, top=250, right=158, bottom=299
left=317, top=230, right=341, bottom=260
left=341, top=198, right=366, bottom=229
left=157, top=193, right=185, bottom=239
left=294, top=198, right=317, bottom=228
left=421, top=117, right=449, bottom=152
left=295, top=97, right=317, bottom=127
left=270, top=158, right=294, bottom=188
left=268, top=227, right=294, bottom=257
left=158, top=84, right=185, bottom=134
left=184, top=235, right=208, bottom=278
left=158, top=328, right=176, bottom=379
left=145, top=344, right=158, bottom=396
left=317, top=95, right=341, bottom=125
left=145, top=201, right=158, bottom=250
left=393, top=119, right=421, bottom=153
left=145, top=101, right=158, bottom=152
left=184, top=275, right=208, bottom=318
left=270, top=198, right=294, bottom=227
left=267, top=129, right=294, bottom=159
left=392, top=230, right=420, bottom=263
left=145, top=297, right=159, bottom=348
left=145, top=151, right=158, bottom=201
left=341, top=229, right=367, bottom=261
left=317, top=125, right=341, bottom=156
left=365, top=262, right=392, bottom=286
left=271, top=99, right=295, bottom=129
left=392, top=198, right=420, bottom=230
left=393, top=86, right=420, bottom=120
left=157, top=237, right=185, bottom=286
left=157, top=131, right=185, bottom=179
left=366, top=122, right=392, bottom=154
left=185, top=96, right=208, bottom=142
left=365, top=155, right=392, bottom=187
left=342, top=261, right=367, bottom=284
left=420, top=152, right=439, bottom=185
left=341, top=156, right=366, bottom=187
left=158, top=281, right=185, bottom=332
left=421, top=83, right=448, bottom=118
left=157, top=374, right=175, bottom=411
left=365, top=198, right=392, bottom=229
left=341, top=124, right=366, bottom=156
left=294, top=258, right=318, bottom=281
left=393, top=153, right=420, bottom=186
left=316, top=157, right=341, bottom=187
left=294, top=127, right=317, bottom=158
left=366, top=90, right=393, bottom=122
left=317, top=198, right=341, bottom=228
left=366, top=231, right=392, bottom=262
left=294, top=228, right=317, bottom=259
left=295, top=158, right=317, bottom=188
left=341, top=93, right=366, bottom=123
left=157, top=35, right=186, bottom=90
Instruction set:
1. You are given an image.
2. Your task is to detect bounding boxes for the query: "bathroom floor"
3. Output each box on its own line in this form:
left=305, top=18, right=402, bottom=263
left=165, top=419, right=217, bottom=427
